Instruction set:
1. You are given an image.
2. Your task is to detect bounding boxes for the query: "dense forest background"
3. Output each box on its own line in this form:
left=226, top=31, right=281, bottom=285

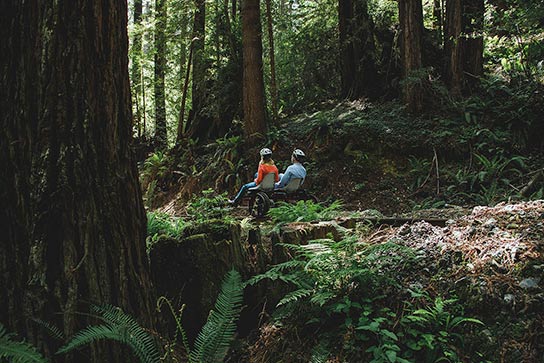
left=128, top=0, right=543, bottom=150
left=2, top=0, right=543, bottom=362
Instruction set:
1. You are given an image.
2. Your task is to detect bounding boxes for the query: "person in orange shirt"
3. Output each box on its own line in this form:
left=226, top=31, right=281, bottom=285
left=229, top=148, right=279, bottom=206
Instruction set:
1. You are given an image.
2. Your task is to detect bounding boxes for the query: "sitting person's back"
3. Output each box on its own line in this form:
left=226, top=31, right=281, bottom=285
left=276, top=149, right=306, bottom=189
left=229, top=148, right=279, bottom=205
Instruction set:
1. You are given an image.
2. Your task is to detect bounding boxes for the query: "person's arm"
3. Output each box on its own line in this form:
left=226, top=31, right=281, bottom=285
left=255, top=164, right=264, bottom=184
left=274, top=167, right=279, bottom=182
left=278, top=167, right=293, bottom=188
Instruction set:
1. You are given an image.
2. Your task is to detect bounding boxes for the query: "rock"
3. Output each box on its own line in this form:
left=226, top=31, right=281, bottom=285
left=503, top=294, right=515, bottom=305
left=519, top=277, right=541, bottom=290
left=483, top=218, right=497, bottom=229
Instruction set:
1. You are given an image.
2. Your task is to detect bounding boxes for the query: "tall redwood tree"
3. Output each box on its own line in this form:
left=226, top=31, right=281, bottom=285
left=399, top=0, right=424, bottom=112
left=242, top=0, right=267, bottom=143
left=339, top=0, right=378, bottom=99
left=445, top=0, right=484, bottom=96
left=1, top=1, right=156, bottom=361
left=154, top=0, right=168, bottom=148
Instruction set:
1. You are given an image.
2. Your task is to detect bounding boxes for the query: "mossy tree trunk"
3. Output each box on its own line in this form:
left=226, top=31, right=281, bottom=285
left=1, top=1, right=156, bottom=361
left=132, top=0, right=143, bottom=138
left=339, top=0, right=378, bottom=99
left=186, top=0, right=213, bottom=142
left=265, top=0, right=279, bottom=122
left=242, top=0, right=267, bottom=144
left=445, top=0, right=484, bottom=97
left=154, top=0, right=168, bottom=149
left=399, top=0, right=424, bottom=113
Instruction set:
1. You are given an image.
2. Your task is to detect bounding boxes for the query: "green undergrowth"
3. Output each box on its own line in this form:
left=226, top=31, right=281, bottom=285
left=1, top=270, right=244, bottom=363
left=147, top=189, right=234, bottom=249
left=267, top=200, right=343, bottom=224
left=247, top=235, right=490, bottom=362
left=139, top=76, right=543, bottom=214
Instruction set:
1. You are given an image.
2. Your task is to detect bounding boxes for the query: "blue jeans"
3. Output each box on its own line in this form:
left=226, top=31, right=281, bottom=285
left=233, top=181, right=256, bottom=204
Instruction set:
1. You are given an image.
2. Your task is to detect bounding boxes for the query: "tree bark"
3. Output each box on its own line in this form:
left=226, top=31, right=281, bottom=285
left=338, top=0, right=378, bottom=99
left=399, top=0, right=424, bottom=113
left=177, top=39, right=195, bottom=144
left=462, top=0, right=484, bottom=86
left=2, top=1, right=156, bottom=361
left=339, top=0, right=355, bottom=99
left=132, top=0, right=143, bottom=138
left=352, top=0, right=378, bottom=98
left=265, top=0, right=279, bottom=122
left=186, top=0, right=211, bottom=142
left=445, top=0, right=463, bottom=97
left=433, top=0, right=443, bottom=44
left=0, top=0, right=37, bottom=335
left=444, top=0, right=484, bottom=97
left=242, top=0, right=268, bottom=143
left=154, top=0, right=168, bottom=149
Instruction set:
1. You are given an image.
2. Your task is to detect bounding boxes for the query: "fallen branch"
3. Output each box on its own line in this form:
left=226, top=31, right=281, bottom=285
left=520, top=169, right=544, bottom=197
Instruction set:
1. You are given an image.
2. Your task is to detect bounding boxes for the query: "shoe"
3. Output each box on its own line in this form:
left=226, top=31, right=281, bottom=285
left=227, top=199, right=238, bottom=207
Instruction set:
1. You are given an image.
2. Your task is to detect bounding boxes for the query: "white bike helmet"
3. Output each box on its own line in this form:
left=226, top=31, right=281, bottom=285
left=292, top=149, right=305, bottom=160
left=260, top=148, right=272, bottom=157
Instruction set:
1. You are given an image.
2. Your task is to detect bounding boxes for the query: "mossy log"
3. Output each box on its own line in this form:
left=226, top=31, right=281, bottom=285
left=149, top=221, right=247, bottom=340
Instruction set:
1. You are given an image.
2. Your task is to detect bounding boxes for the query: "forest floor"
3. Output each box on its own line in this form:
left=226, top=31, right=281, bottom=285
left=142, top=99, right=544, bottom=362
left=146, top=99, right=542, bottom=220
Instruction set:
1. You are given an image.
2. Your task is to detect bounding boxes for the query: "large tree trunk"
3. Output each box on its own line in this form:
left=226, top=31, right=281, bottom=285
left=352, top=0, right=378, bottom=98
left=339, top=0, right=355, bottom=99
left=433, top=0, right=443, bottom=44
left=132, top=0, right=143, bottom=138
left=242, top=0, right=267, bottom=143
left=154, top=0, right=168, bottom=149
left=265, top=0, right=279, bottom=122
left=444, top=0, right=484, bottom=97
left=2, top=1, right=156, bottom=361
left=176, top=2, right=192, bottom=145
left=0, top=0, right=37, bottom=335
left=186, top=0, right=212, bottom=142
left=399, top=0, right=424, bottom=113
left=445, top=0, right=463, bottom=97
left=462, top=0, right=484, bottom=88
left=338, top=0, right=378, bottom=99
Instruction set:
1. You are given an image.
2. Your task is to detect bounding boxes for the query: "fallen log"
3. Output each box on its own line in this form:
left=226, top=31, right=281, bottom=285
left=520, top=169, right=544, bottom=197
left=337, top=216, right=448, bottom=228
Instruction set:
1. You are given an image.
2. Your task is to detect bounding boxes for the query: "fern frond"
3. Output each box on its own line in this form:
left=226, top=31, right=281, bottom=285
left=246, top=260, right=306, bottom=287
left=31, top=319, right=64, bottom=341
left=57, top=305, right=160, bottom=363
left=156, top=297, right=191, bottom=356
left=310, top=291, right=336, bottom=307
left=190, top=269, right=243, bottom=363
left=277, top=288, right=313, bottom=307
left=310, top=342, right=330, bottom=363
left=0, top=324, right=48, bottom=363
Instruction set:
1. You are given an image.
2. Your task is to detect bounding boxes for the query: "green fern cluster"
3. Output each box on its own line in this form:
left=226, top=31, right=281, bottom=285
left=2, top=270, right=244, bottom=363
left=399, top=295, right=484, bottom=362
left=186, top=189, right=234, bottom=224
left=249, top=237, right=414, bottom=308
left=147, top=211, right=187, bottom=239
left=443, top=152, right=527, bottom=206
left=0, top=324, right=47, bottom=363
left=190, top=269, right=243, bottom=363
left=57, top=305, right=160, bottom=363
left=157, top=269, right=244, bottom=363
left=141, top=152, right=170, bottom=186
left=248, top=236, right=484, bottom=362
left=267, top=200, right=343, bottom=223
